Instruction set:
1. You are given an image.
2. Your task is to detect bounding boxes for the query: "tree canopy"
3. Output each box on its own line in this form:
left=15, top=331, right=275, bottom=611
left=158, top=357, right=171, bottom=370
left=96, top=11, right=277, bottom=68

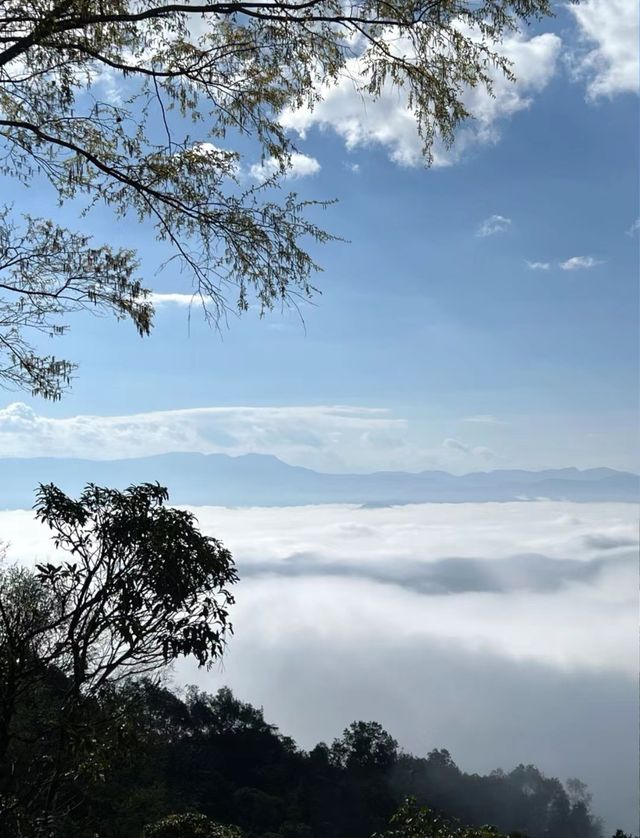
left=0, top=482, right=236, bottom=834
left=0, top=0, right=552, bottom=398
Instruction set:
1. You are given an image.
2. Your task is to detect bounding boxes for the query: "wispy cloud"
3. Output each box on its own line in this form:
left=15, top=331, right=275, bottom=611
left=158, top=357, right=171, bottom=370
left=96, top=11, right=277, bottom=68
left=462, top=415, right=507, bottom=426
left=442, top=438, right=497, bottom=460
left=560, top=255, right=603, bottom=271
left=626, top=217, right=640, bottom=237
left=477, top=215, right=512, bottom=237
left=526, top=261, right=551, bottom=271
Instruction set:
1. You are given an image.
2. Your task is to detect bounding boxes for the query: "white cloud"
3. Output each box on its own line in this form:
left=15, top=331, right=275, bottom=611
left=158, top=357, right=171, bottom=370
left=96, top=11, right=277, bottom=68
left=3, top=500, right=636, bottom=674
left=280, top=31, right=561, bottom=167
left=0, top=402, right=406, bottom=471
left=149, top=292, right=210, bottom=307
left=0, top=403, right=505, bottom=473
left=560, top=255, right=603, bottom=271
left=526, top=261, right=551, bottom=271
left=476, top=215, right=512, bottom=238
left=568, top=0, right=639, bottom=100
left=250, top=152, right=321, bottom=182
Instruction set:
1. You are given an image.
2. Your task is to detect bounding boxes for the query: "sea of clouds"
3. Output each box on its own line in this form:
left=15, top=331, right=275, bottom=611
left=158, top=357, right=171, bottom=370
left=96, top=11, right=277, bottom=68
left=1, top=500, right=637, bottom=832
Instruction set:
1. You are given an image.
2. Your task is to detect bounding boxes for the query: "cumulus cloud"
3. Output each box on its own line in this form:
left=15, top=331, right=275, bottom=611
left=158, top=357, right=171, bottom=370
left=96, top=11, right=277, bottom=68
left=526, top=261, right=550, bottom=271
left=568, top=0, right=639, bottom=100
left=250, top=152, right=321, bottom=182
left=476, top=215, right=512, bottom=237
left=560, top=255, right=603, bottom=271
left=280, top=31, right=561, bottom=167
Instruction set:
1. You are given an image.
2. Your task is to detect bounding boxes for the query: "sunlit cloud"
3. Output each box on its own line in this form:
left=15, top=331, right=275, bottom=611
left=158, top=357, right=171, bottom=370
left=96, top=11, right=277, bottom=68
left=567, top=0, right=639, bottom=100
left=250, top=152, right=321, bottom=182
left=281, top=31, right=561, bottom=168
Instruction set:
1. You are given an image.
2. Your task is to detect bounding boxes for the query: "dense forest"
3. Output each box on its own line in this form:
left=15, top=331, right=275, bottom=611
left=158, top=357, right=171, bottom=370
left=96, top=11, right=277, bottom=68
left=3, top=673, right=633, bottom=838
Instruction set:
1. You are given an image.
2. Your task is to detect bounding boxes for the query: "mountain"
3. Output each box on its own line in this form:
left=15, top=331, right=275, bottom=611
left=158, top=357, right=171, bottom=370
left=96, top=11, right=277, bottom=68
left=0, top=454, right=637, bottom=509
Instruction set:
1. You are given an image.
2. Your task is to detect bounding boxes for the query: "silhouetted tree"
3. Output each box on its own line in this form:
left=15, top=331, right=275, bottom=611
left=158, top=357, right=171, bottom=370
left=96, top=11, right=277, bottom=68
left=331, top=721, right=399, bottom=772
left=0, top=482, right=236, bottom=835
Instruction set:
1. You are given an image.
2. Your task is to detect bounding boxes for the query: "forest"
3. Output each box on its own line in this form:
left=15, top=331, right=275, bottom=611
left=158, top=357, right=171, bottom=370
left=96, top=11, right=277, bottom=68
left=1, top=674, right=632, bottom=838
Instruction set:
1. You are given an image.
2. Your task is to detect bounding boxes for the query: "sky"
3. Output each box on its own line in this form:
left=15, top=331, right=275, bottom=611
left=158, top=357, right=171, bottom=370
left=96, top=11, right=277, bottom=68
left=1, top=0, right=638, bottom=474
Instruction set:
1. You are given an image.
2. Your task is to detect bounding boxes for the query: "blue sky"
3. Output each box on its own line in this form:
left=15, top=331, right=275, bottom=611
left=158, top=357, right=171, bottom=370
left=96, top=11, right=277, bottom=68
left=1, top=0, right=638, bottom=473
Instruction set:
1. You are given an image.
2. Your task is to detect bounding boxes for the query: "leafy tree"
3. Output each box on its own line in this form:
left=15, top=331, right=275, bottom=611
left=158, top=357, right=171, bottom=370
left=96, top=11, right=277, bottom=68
left=373, top=797, right=515, bottom=838
left=0, top=482, right=237, bottom=835
left=0, top=0, right=553, bottom=398
left=143, top=812, right=244, bottom=838
left=331, top=721, right=399, bottom=771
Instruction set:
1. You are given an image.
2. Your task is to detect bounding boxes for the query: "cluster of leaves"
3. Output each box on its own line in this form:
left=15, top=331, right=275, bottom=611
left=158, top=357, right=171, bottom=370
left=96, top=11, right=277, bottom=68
left=0, top=0, right=554, bottom=398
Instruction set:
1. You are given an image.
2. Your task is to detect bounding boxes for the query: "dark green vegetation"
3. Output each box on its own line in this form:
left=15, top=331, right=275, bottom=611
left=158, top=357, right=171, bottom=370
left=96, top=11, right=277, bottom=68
left=0, top=483, right=634, bottom=837
left=0, top=674, right=626, bottom=838
left=0, top=0, right=554, bottom=398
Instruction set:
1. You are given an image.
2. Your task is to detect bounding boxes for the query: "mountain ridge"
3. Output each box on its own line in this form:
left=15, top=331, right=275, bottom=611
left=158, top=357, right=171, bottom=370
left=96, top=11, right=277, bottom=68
left=0, top=453, right=637, bottom=509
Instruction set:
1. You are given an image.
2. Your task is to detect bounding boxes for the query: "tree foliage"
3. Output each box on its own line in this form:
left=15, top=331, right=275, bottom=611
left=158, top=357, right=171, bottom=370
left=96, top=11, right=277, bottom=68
left=330, top=721, right=399, bottom=771
left=0, top=0, right=552, bottom=397
left=143, top=812, right=245, bottom=838
left=0, top=482, right=236, bottom=834
left=373, top=796, right=513, bottom=838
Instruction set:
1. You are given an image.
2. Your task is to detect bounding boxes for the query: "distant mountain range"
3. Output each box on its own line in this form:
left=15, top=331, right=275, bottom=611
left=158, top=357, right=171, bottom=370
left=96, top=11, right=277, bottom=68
left=0, top=454, right=637, bottom=509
